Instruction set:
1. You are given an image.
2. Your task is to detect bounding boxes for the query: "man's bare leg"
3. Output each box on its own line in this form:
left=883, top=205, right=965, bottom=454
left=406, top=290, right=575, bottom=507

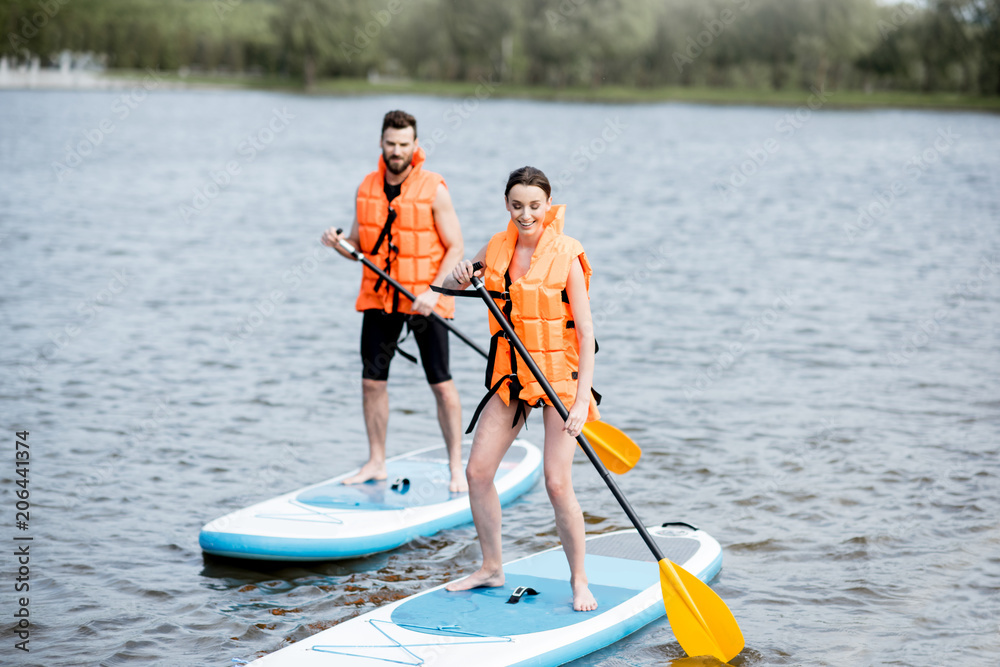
left=430, top=379, right=467, bottom=493
left=343, top=378, right=389, bottom=485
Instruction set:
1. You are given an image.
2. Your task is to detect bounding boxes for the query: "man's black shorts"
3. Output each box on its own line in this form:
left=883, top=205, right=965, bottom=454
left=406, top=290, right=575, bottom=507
left=360, top=309, right=452, bottom=384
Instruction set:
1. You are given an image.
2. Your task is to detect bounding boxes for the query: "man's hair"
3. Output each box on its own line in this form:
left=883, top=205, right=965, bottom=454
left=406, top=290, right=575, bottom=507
left=505, top=166, right=551, bottom=199
left=382, top=110, right=417, bottom=138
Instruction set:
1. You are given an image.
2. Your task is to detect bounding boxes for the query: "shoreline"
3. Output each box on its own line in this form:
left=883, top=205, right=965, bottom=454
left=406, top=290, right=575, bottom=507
left=4, top=67, right=999, bottom=113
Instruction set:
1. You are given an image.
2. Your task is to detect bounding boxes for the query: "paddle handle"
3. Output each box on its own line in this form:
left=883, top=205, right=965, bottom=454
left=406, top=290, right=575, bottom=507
left=334, top=230, right=489, bottom=359
left=469, top=275, right=666, bottom=563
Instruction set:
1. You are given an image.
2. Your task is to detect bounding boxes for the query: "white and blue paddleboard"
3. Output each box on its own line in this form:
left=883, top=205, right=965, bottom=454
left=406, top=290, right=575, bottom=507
left=200, top=440, right=541, bottom=561
left=243, top=522, right=724, bottom=666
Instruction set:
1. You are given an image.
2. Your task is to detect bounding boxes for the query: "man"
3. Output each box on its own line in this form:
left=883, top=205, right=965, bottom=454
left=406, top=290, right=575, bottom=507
left=322, top=110, right=467, bottom=493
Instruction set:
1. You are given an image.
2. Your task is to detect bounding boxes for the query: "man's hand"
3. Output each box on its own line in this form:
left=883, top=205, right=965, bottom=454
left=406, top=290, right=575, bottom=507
left=411, top=288, right=440, bottom=316
left=322, top=227, right=359, bottom=260
left=321, top=227, right=345, bottom=249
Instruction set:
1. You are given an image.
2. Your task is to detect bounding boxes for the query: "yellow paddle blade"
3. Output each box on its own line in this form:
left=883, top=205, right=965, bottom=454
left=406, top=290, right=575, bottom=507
left=580, top=420, right=641, bottom=474
left=659, top=559, right=744, bottom=662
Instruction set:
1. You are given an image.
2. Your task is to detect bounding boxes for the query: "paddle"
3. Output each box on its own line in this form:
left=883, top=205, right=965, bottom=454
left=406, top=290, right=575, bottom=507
left=575, top=419, right=639, bottom=475
left=466, top=270, right=745, bottom=663
left=332, top=229, right=489, bottom=357
left=330, top=233, right=640, bottom=474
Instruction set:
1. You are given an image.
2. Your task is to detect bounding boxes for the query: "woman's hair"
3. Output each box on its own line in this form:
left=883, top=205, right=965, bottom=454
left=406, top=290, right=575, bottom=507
left=504, top=166, right=551, bottom=199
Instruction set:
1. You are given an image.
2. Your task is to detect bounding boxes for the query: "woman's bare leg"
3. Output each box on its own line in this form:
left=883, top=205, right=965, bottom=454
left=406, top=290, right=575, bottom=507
left=446, top=394, right=524, bottom=591
left=542, top=406, right=597, bottom=611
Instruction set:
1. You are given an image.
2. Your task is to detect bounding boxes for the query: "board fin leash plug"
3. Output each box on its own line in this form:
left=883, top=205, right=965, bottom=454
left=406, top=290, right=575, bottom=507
left=506, top=586, right=539, bottom=604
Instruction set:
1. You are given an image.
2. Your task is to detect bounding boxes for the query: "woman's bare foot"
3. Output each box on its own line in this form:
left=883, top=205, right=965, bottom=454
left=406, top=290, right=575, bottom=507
left=445, top=567, right=505, bottom=592
left=572, top=578, right=598, bottom=612
left=341, top=461, right=386, bottom=485
left=449, top=470, right=469, bottom=494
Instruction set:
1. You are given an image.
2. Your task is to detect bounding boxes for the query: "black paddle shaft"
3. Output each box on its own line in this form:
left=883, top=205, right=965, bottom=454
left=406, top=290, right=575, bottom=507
left=468, top=275, right=667, bottom=563
left=333, top=230, right=489, bottom=359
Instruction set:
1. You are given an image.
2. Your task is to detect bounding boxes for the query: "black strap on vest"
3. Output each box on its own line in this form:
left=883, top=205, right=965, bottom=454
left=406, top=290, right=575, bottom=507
left=370, top=207, right=399, bottom=311
left=393, top=318, right=417, bottom=364
left=431, top=285, right=482, bottom=297
left=394, top=319, right=418, bottom=364
left=456, top=263, right=602, bottom=434
left=466, top=271, right=535, bottom=434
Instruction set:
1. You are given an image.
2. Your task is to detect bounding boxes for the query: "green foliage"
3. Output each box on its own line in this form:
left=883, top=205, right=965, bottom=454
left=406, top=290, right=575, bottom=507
left=375, top=0, right=454, bottom=79
left=270, top=0, right=367, bottom=86
left=2, top=0, right=281, bottom=71
left=1, top=0, right=996, bottom=95
left=438, top=0, right=512, bottom=78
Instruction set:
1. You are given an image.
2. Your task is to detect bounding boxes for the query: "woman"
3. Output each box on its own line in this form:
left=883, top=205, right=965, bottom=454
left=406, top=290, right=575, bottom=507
left=442, top=166, right=600, bottom=612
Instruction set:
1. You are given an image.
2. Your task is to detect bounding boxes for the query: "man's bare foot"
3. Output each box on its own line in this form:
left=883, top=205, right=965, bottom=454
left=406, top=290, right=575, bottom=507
left=341, top=461, right=387, bottom=485
left=572, top=578, right=598, bottom=612
left=449, top=470, right=469, bottom=494
left=445, top=567, right=505, bottom=592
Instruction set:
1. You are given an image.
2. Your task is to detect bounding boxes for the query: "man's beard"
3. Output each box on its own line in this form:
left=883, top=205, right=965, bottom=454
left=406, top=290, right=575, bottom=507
left=383, top=151, right=413, bottom=175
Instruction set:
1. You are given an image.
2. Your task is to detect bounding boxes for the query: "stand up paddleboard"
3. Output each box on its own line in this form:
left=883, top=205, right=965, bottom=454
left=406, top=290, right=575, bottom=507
left=242, top=522, right=724, bottom=666
left=200, top=441, right=541, bottom=561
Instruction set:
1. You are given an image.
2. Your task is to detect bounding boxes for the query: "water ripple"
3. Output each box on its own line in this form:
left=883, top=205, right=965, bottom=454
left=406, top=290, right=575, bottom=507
left=1, top=90, right=998, bottom=666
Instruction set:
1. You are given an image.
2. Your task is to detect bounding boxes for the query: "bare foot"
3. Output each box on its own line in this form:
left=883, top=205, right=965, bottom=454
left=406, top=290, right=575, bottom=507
left=341, top=461, right=386, bottom=485
left=449, top=470, right=469, bottom=494
left=445, top=567, right=505, bottom=592
left=572, top=578, right=598, bottom=612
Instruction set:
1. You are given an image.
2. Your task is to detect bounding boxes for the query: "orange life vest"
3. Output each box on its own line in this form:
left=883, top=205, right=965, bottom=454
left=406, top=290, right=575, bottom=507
left=468, top=205, right=600, bottom=432
left=355, top=147, right=455, bottom=318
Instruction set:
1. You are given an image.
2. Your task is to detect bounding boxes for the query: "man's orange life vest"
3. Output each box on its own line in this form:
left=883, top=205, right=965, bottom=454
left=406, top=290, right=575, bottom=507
left=355, top=147, right=454, bottom=318
left=468, top=205, right=600, bottom=432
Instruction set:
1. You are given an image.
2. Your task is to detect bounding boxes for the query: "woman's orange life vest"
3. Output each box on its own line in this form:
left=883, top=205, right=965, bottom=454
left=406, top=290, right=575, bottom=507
left=355, top=147, right=455, bottom=318
left=473, top=204, right=600, bottom=430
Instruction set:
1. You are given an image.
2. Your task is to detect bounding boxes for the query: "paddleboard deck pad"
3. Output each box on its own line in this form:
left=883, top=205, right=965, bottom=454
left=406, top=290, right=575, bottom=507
left=243, top=522, right=724, bottom=666
left=200, top=440, right=541, bottom=561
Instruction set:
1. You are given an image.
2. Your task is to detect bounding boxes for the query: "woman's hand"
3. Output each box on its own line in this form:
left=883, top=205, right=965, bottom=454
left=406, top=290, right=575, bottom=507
left=448, top=259, right=481, bottom=288
left=444, top=245, right=489, bottom=290
left=564, top=399, right=588, bottom=438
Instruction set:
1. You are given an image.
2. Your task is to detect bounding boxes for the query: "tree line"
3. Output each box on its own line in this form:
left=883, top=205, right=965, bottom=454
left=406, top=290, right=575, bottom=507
left=3, top=0, right=999, bottom=95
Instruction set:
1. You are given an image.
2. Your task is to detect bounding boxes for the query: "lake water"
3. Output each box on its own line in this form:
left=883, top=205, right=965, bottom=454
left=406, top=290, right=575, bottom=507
left=1, top=87, right=998, bottom=666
